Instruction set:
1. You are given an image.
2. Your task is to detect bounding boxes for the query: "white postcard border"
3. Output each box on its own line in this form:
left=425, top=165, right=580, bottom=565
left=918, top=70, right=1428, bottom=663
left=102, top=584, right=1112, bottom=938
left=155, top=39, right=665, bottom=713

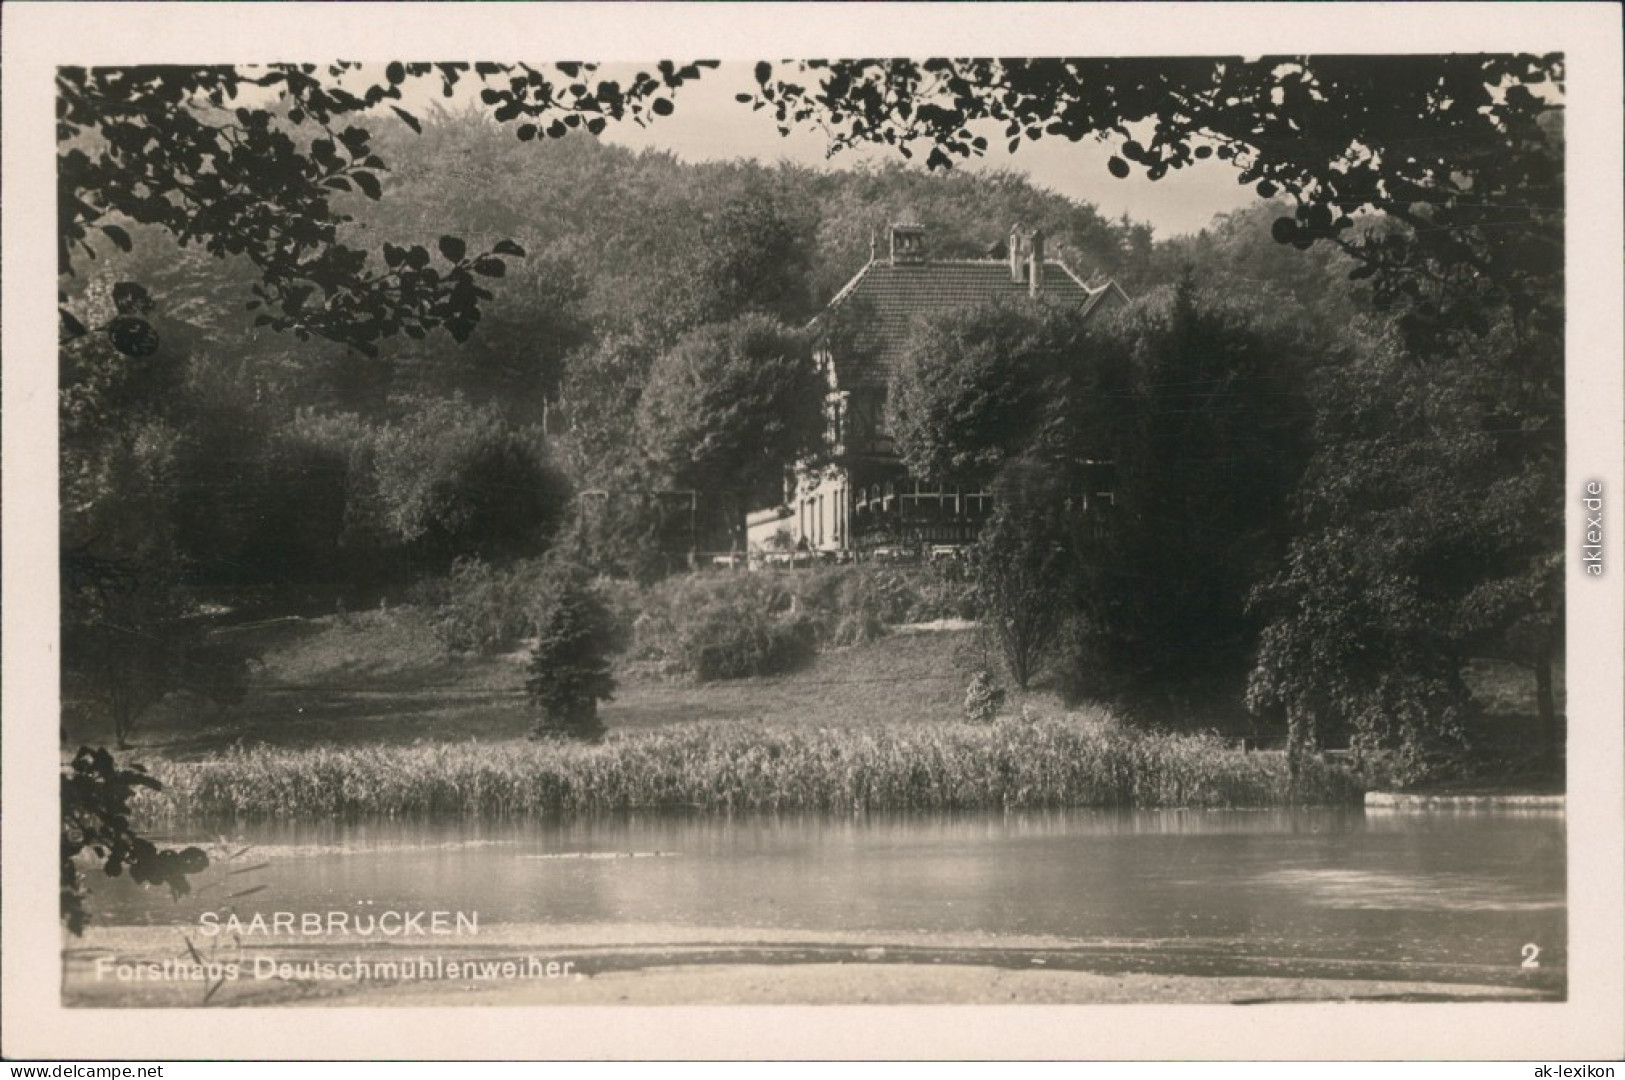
left=4, top=1, right=1620, bottom=1060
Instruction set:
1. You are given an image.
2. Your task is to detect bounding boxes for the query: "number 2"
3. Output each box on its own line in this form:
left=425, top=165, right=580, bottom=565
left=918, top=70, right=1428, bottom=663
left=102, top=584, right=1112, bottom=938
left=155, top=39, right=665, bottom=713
left=1521, top=943, right=1541, bottom=968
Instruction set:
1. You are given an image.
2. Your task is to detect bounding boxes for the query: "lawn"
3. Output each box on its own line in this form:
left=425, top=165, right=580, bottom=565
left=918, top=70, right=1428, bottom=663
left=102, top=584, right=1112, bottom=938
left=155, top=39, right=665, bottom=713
left=76, top=605, right=995, bottom=760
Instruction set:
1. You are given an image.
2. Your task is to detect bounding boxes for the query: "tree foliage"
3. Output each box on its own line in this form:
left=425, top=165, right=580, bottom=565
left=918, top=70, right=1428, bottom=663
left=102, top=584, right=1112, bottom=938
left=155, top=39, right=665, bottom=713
left=55, top=54, right=1569, bottom=825
left=370, top=396, right=570, bottom=566
left=60, top=290, right=252, bottom=746
left=887, top=299, right=1090, bottom=484
left=1078, top=282, right=1314, bottom=722
left=971, top=461, right=1085, bottom=691
left=1248, top=318, right=1562, bottom=781
left=751, top=55, right=1565, bottom=762
left=888, top=281, right=1313, bottom=722
left=746, top=55, right=1563, bottom=341
left=1130, top=200, right=1365, bottom=332
left=56, top=58, right=706, bottom=933
left=58, top=62, right=716, bottom=355
left=62, top=747, right=209, bottom=935
left=637, top=314, right=823, bottom=545
left=672, top=181, right=819, bottom=330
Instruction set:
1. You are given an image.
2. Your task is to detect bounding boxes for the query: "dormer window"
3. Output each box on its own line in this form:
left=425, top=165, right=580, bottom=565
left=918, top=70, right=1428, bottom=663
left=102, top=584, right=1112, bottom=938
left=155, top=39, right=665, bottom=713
left=889, top=223, right=926, bottom=265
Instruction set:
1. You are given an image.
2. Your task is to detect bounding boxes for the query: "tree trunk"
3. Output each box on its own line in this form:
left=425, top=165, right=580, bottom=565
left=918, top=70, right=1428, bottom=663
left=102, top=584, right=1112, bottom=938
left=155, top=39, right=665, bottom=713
left=1286, top=703, right=1317, bottom=780
left=114, top=701, right=133, bottom=750
left=1533, top=643, right=1560, bottom=769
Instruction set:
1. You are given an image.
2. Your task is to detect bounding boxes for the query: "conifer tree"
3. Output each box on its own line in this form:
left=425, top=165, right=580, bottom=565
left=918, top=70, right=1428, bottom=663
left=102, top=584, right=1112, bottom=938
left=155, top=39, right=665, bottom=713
left=525, top=581, right=617, bottom=741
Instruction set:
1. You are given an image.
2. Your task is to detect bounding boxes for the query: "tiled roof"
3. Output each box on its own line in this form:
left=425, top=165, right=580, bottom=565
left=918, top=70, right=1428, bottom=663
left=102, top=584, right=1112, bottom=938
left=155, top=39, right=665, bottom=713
left=816, top=259, right=1120, bottom=389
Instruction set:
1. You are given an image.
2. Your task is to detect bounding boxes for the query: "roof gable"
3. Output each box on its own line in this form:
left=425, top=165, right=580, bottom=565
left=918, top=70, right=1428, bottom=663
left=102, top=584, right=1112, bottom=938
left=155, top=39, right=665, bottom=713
left=816, top=258, right=1122, bottom=389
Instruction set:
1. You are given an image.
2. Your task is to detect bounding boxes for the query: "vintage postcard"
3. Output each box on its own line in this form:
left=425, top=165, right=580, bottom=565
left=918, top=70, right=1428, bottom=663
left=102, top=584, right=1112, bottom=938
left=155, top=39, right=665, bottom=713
left=4, top=1, right=1621, bottom=1061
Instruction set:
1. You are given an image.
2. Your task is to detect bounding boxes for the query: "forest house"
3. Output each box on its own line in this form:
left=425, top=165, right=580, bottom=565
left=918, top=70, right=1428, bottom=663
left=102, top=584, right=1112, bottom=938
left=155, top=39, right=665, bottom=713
left=747, top=223, right=1129, bottom=557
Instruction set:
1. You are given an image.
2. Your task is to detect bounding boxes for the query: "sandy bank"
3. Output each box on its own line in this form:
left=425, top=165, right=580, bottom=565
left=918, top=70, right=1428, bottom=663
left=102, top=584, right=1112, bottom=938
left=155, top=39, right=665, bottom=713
left=62, top=923, right=1559, bottom=1008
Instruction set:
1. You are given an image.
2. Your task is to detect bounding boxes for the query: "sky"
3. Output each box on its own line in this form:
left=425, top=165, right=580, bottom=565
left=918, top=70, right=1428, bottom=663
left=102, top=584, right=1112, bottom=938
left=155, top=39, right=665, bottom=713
left=597, top=64, right=1257, bottom=238
left=404, top=62, right=1257, bottom=238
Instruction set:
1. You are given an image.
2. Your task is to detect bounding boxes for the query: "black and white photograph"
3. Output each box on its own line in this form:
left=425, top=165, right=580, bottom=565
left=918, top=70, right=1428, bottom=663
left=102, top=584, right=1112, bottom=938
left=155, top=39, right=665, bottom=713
left=4, top=1, right=1622, bottom=1062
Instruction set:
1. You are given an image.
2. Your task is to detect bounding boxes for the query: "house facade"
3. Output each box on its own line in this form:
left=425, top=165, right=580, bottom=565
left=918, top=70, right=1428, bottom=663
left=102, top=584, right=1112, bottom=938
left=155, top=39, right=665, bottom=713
left=747, top=223, right=1129, bottom=558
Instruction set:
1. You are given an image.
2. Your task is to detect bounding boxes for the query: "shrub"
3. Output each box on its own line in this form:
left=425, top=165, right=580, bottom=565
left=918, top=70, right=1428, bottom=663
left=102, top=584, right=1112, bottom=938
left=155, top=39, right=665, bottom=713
left=169, top=411, right=356, bottom=587
left=62, top=551, right=252, bottom=748
left=372, top=395, right=570, bottom=566
left=1051, top=614, right=1110, bottom=705
left=280, top=409, right=404, bottom=582
left=685, top=609, right=818, bottom=682
left=790, top=563, right=974, bottom=646
left=428, top=557, right=551, bottom=655
left=626, top=565, right=978, bottom=678
left=963, top=670, right=1006, bottom=723
left=555, top=495, right=691, bottom=584
left=629, top=572, right=806, bottom=679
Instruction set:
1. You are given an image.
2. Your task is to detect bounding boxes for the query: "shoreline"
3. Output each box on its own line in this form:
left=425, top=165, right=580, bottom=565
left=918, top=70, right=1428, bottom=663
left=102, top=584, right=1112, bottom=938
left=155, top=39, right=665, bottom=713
left=62, top=922, right=1564, bottom=1008
left=1366, top=791, right=1565, bottom=810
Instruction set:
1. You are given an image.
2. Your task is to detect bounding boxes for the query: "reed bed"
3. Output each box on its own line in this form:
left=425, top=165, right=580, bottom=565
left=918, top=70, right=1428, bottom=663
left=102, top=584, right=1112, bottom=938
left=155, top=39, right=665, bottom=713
left=141, top=719, right=1362, bottom=821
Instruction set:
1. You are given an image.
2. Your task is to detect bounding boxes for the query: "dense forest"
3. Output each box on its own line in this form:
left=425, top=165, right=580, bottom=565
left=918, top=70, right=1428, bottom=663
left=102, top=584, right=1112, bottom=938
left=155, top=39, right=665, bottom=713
left=62, top=106, right=1359, bottom=569
left=63, top=112, right=1162, bottom=588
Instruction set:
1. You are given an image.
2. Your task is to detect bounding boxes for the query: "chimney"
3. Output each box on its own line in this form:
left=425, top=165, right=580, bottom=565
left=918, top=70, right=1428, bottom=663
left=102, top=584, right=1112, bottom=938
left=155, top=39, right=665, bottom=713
left=890, top=223, right=926, bottom=265
left=1028, top=229, right=1046, bottom=297
left=1009, top=225, right=1028, bottom=282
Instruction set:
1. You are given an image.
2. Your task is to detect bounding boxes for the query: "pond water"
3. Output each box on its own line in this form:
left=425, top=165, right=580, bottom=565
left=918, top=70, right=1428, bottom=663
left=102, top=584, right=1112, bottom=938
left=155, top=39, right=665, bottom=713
left=90, top=808, right=1565, bottom=991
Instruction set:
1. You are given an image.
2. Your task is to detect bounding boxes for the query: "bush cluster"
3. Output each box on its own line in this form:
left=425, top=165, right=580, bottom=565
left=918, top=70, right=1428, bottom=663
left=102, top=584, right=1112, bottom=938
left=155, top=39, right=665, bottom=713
left=281, top=398, right=567, bottom=581
left=627, top=573, right=816, bottom=681
left=628, top=565, right=977, bottom=680
left=963, top=671, right=1006, bottom=723
left=407, top=562, right=977, bottom=674
left=793, top=563, right=978, bottom=645
left=421, top=557, right=552, bottom=654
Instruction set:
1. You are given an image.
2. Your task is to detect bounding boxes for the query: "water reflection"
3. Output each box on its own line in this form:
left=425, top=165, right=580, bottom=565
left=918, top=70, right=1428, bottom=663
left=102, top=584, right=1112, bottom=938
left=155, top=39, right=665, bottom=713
left=102, top=808, right=1565, bottom=974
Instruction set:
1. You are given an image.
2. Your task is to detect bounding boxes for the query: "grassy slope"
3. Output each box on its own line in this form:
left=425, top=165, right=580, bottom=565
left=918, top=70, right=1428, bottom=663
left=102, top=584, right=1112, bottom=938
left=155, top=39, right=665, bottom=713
left=86, top=606, right=991, bottom=761
left=70, top=605, right=1561, bottom=797
left=93, top=607, right=1367, bottom=816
